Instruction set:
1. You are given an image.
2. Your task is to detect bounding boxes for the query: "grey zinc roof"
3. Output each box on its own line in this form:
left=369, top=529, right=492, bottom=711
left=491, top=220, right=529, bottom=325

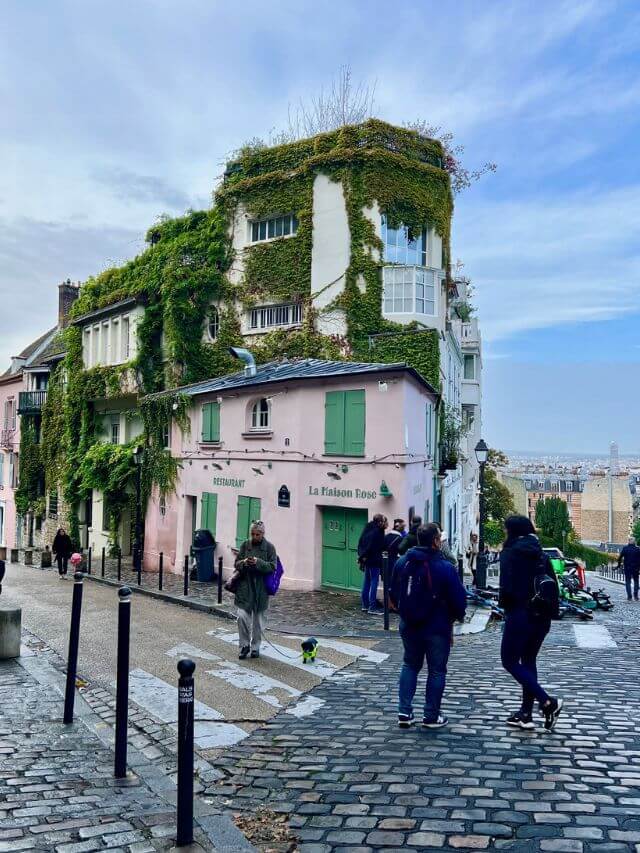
left=145, top=357, right=438, bottom=400
left=0, top=326, right=58, bottom=379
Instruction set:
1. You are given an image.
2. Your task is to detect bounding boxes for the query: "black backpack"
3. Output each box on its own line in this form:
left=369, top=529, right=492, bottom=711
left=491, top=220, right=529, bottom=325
left=530, top=556, right=560, bottom=619
left=392, top=555, right=439, bottom=626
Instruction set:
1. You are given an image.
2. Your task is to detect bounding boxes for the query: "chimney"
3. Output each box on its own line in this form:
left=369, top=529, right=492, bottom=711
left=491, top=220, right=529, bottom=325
left=58, top=278, right=79, bottom=328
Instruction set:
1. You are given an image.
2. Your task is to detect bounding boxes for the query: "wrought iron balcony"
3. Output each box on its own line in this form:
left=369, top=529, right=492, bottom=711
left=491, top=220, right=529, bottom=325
left=18, top=390, right=47, bottom=415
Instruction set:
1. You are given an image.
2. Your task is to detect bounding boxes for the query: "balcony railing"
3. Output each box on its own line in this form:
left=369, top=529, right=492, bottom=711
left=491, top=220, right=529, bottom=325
left=18, top=390, right=47, bottom=414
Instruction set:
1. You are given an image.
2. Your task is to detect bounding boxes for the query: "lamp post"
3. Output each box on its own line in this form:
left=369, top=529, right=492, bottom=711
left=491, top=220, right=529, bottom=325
left=475, top=439, right=489, bottom=589
left=132, top=445, right=144, bottom=574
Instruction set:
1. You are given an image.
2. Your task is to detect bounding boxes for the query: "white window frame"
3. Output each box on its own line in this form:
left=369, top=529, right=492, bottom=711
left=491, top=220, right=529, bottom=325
left=83, top=329, right=91, bottom=367
left=566, top=481, right=573, bottom=492
left=208, top=307, right=220, bottom=341
left=92, top=325, right=100, bottom=365
left=249, top=303, right=303, bottom=331
left=425, top=401, right=434, bottom=458
left=250, top=398, right=271, bottom=431
left=249, top=213, right=298, bottom=244
left=0, top=452, right=4, bottom=487
left=121, top=316, right=130, bottom=361
left=111, top=318, right=119, bottom=365
left=382, top=266, right=437, bottom=317
left=110, top=417, right=120, bottom=445
left=463, top=354, right=476, bottom=381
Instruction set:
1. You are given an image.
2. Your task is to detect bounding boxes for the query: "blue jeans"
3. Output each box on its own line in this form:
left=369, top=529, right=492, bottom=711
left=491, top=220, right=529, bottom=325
left=361, top=566, right=380, bottom=610
left=501, top=608, right=550, bottom=714
left=398, top=622, right=451, bottom=721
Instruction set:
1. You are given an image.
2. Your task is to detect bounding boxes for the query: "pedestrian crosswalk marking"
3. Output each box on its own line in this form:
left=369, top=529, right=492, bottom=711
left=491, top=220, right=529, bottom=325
left=126, top=668, right=248, bottom=747
left=166, top=642, right=302, bottom=708
left=208, top=630, right=338, bottom=678
left=573, top=624, right=617, bottom=649
left=285, top=695, right=326, bottom=717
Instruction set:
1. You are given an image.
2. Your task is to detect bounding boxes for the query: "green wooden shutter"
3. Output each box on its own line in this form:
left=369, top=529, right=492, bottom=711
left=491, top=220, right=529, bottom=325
left=324, top=391, right=345, bottom=455
left=236, top=496, right=251, bottom=548
left=201, top=402, right=220, bottom=442
left=344, top=390, right=365, bottom=456
left=249, top=497, right=261, bottom=527
left=201, top=492, right=218, bottom=537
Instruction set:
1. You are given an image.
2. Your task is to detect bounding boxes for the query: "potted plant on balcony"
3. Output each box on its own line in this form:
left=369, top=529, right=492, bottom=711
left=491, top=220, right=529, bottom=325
left=438, top=404, right=465, bottom=476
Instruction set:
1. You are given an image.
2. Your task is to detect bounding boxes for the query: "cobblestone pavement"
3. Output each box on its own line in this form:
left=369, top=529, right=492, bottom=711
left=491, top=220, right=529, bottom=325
left=0, top=639, right=220, bottom=852
left=202, top=576, right=640, bottom=852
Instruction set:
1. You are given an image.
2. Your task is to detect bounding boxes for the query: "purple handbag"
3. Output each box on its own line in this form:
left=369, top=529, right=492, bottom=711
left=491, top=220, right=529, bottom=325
left=264, top=556, right=284, bottom=596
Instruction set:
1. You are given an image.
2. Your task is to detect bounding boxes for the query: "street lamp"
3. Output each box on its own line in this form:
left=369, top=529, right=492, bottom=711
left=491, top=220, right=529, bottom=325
left=132, top=444, right=144, bottom=574
left=475, top=439, right=489, bottom=589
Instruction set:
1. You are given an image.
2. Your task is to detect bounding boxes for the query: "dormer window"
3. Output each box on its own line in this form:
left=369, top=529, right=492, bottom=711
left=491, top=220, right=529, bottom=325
left=251, top=398, right=270, bottom=431
left=249, top=214, right=298, bottom=243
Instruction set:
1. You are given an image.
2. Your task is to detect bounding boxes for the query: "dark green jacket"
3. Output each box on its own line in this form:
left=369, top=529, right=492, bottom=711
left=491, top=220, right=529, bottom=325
left=234, top=538, right=276, bottom=613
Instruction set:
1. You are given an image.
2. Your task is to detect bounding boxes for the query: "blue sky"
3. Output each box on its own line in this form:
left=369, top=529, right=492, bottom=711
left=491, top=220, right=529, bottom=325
left=1, top=0, right=638, bottom=453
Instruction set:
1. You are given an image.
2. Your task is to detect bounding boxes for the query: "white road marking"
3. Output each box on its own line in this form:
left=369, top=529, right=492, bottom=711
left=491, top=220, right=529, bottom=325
left=573, top=624, right=617, bottom=649
left=126, top=669, right=248, bottom=747
left=290, top=636, right=388, bottom=663
left=285, top=695, right=326, bottom=718
left=208, top=630, right=337, bottom=678
left=166, top=643, right=302, bottom=709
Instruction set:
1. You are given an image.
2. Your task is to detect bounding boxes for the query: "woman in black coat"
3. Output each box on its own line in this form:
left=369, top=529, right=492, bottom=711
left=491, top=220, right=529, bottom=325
left=499, top=515, right=563, bottom=731
left=52, top=528, right=73, bottom=577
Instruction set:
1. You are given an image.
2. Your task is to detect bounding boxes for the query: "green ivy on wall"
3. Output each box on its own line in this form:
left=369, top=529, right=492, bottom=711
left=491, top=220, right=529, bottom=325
left=33, top=119, right=452, bottom=546
left=15, top=417, right=44, bottom=516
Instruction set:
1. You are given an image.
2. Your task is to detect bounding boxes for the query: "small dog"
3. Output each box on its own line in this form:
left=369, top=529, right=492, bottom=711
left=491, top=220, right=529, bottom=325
left=301, top=637, right=318, bottom=664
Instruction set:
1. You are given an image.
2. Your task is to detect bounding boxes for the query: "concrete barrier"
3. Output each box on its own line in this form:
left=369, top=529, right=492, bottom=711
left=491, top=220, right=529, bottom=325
left=0, top=605, right=21, bottom=659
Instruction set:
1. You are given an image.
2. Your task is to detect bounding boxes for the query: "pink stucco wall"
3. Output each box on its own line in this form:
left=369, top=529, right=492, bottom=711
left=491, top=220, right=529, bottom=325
left=0, top=373, right=23, bottom=549
left=143, top=370, right=438, bottom=590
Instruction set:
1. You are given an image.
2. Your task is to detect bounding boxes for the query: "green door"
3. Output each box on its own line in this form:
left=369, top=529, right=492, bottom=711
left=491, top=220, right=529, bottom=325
left=201, top=492, right=218, bottom=537
left=236, top=495, right=262, bottom=548
left=321, top=507, right=368, bottom=591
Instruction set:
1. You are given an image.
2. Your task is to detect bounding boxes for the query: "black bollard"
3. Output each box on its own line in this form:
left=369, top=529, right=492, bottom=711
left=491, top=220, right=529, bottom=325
left=87, top=547, right=92, bottom=576
left=183, top=555, right=189, bottom=597
left=101, top=547, right=105, bottom=578
left=114, top=586, right=131, bottom=778
left=63, top=572, right=84, bottom=724
left=159, top=552, right=163, bottom=591
left=458, top=556, right=464, bottom=585
left=176, top=658, right=195, bottom=847
left=217, top=556, right=223, bottom=604
left=382, top=551, right=390, bottom=631
left=117, top=548, right=122, bottom=582
left=137, top=555, right=142, bottom=587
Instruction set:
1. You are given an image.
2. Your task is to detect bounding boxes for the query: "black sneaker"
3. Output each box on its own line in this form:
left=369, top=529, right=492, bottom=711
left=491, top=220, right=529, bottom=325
left=506, top=711, right=535, bottom=730
left=238, top=646, right=250, bottom=660
left=422, top=715, right=447, bottom=729
left=398, top=713, right=415, bottom=728
left=542, top=698, right=563, bottom=731
left=250, top=650, right=260, bottom=659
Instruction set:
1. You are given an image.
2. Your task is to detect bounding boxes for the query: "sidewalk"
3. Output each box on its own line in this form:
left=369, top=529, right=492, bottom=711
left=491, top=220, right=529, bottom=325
left=50, top=559, right=487, bottom=639
left=1, top=630, right=255, bottom=852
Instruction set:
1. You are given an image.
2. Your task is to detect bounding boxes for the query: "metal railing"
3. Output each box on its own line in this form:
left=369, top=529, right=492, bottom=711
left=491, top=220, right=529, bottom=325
left=18, top=390, right=47, bottom=414
left=598, top=563, right=624, bottom=582
left=0, top=428, right=14, bottom=449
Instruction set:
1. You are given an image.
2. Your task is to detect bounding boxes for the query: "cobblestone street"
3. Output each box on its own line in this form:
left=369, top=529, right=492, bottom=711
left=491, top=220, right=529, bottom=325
left=202, top=577, right=640, bottom=852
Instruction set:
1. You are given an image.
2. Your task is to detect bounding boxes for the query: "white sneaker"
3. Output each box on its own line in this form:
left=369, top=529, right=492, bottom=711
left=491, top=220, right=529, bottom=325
left=422, top=715, right=448, bottom=729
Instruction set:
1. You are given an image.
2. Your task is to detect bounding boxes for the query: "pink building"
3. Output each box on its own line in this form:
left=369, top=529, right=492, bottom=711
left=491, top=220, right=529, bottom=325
left=0, top=369, right=22, bottom=551
left=143, top=357, right=439, bottom=591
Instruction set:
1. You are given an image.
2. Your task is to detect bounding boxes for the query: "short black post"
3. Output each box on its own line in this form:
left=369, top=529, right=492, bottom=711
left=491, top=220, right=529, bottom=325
left=176, top=658, right=195, bottom=847
left=217, top=556, right=223, bottom=604
left=159, top=552, right=164, bottom=591
left=458, top=556, right=464, bottom=585
left=87, top=547, right=92, bottom=576
left=63, top=572, right=84, bottom=724
left=101, top=547, right=105, bottom=578
left=382, top=551, right=390, bottom=631
left=114, top=586, right=131, bottom=778
left=117, top=548, right=122, bottom=582
left=183, top=555, right=189, bottom=597
left=137, top=554, right=142, bottom=587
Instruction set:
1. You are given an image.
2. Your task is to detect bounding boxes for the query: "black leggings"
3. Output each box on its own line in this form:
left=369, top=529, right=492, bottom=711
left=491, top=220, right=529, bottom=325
left=501, top=608, right=551, bottom=715
left=57, top=556, right=69, bottom=576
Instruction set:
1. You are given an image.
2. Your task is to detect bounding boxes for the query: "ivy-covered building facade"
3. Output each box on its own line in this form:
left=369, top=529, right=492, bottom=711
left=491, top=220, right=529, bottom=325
left=10, top=119, right=482, bottom=582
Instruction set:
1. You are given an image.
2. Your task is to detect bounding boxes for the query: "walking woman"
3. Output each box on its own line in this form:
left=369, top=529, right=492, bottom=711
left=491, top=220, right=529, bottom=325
left=52, top=527, right=73, bottom=577
left=499, top=515, right=563, bottom=731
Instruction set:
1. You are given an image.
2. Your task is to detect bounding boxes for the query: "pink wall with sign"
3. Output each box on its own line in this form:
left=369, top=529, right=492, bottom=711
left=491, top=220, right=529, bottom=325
left=143, top=369, right=438, bottom=591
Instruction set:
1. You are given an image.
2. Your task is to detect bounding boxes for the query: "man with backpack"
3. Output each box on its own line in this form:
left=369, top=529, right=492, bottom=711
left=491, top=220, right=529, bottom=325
left=391, top=523, right=467, bottom=729
left=499, top=515, right=562, bottom=731
left=618, top=537, right=640, bottom=601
